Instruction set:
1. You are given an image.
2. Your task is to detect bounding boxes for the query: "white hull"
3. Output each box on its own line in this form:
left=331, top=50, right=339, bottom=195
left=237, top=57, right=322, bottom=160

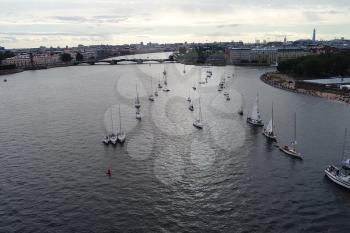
left=110, top=136, right=118, bottom=145
left=325, top=168, right=350, bottom=189
left=279, top=146, right=302, bottom=159
left=247, top=118, right=264, bottom=127
left=117, top=134, right=126, bottom=144
left=263, top=131, right=277, bottom=141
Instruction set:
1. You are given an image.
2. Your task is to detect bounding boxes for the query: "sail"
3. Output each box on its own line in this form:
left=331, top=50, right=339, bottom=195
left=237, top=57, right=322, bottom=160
left=250, top=104, right=259, bottom=120
left=265, top=118, right=273, bottom=133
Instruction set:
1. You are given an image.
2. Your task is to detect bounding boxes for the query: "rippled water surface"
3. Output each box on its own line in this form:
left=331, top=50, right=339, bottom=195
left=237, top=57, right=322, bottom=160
left=1, top=53, right=350, bottom=232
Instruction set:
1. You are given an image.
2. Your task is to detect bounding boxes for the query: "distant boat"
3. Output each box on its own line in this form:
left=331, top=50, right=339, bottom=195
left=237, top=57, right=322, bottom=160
left=102, top=135, right=110, bottom=145
left=135, top=85, right=141, bottom=108
left=154, top=89, right=158, bottom=96
left=187, top=89, right=191, bottom=102
left=263, top=103, right=277, bottom=141
left=158, top=78, right=163, bottom=89
left=247, top=95, right=263, bottom=126
left=110, top=108, right=118, bottom=145
left=117, top=104, right=126, bottom=144
left=193, top=96, right=203, bottom=129
left=325, top=129, right=350, bottom=189
left=163, top=71, right=170, bottom=92
left=279, top=113, right=302, bottom=159
left=3, top=79, right=7, bottom=82
left=149, top=78, right=155, bottom=101
left=136, top=109, right=142, bottom=120
left=226, top=95, right=230, bottom=101
left=189, top=102, right=194, bottom=111
left=183, top=64, right=186, bottom=74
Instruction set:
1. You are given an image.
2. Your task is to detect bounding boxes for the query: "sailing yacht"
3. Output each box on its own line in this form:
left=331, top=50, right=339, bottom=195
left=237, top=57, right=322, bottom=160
left=325, top=129, right=350, bottom=189
left=158, top=78, right=163, bottom=89
left=117, top=104, right=126, bottom=144
left=279, top=113, right=302, bottom=159
left=263, top=104, right=277, bottom=141
left=189, top=102, right=194, bottom=111
left=193, top=97, right=203, bottom=129
left=102, top=135, right=110, bottom=145
left=135, top=85, right=141, bottom=108
left=163, top=72, right=170, bottom=92
left=109, top=109, right=118, bottom=145
left=183, top=64, right=186, bottom=74
left=247, top=95, right=263, bottom=126
left=136, top=109, right=142, bottom=120
left=154, top=89, right=158, bottom=96
left=187, top=89, right=191, bottom=102
left=149, top=79, right=155, bottom=101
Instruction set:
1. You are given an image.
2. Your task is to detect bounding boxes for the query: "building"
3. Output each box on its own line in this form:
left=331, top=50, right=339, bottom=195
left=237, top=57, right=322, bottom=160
left=3, top=52, right=62, bottom=68
left=229, top=47, right=310, bottom=65
left=313, top=28, right=316, bottom=42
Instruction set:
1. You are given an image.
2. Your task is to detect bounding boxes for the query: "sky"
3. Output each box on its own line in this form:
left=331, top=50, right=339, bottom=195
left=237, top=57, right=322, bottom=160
left=0, top=0, right=350, bottom=48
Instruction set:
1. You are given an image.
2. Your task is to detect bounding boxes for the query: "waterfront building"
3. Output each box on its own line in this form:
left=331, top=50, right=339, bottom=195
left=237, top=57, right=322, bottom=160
left=229, top=47, right=310, bottom=65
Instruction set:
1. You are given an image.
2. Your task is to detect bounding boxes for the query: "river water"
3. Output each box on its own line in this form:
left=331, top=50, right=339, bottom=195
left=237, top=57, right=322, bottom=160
left=1, top=53, right=350, bottom=232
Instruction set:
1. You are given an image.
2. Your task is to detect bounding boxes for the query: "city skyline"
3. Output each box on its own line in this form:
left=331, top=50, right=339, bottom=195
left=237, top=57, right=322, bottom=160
left=1, top=0, right=350, bottom=48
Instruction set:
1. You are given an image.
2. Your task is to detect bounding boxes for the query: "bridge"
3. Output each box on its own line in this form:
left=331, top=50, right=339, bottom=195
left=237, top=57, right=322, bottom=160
left=94, top=58, right=175, bottom=65
left=76, top=54, right=175, bottom=65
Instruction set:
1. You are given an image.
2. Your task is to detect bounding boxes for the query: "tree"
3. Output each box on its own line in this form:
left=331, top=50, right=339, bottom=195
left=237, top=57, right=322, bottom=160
left=75, top=52, right=84, bottom=61
left=60, top=53, right=72, bottom=63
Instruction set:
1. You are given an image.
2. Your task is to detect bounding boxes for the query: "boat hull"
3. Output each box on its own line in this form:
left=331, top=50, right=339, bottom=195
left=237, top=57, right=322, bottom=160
left=325, top=168, right=350, bottom=189
left=193, top=123, right=203, bottom=129
left=262, top=131, right=277, bottom=141
left=279, top=146, right=302, bottom=159
left=247, top=118, right=264, bottom=127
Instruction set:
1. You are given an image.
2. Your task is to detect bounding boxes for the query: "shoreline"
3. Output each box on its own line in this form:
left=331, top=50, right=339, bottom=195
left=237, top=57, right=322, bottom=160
left=261, top=72, right=350, bottom=105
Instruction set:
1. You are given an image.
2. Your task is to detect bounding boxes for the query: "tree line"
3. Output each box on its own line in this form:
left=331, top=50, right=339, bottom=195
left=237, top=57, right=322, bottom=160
left=277, top=52, right=350, bottom=79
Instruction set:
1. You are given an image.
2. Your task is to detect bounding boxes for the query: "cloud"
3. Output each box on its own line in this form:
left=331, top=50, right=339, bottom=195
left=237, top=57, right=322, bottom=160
left=216, top=24, right=240, bottom=28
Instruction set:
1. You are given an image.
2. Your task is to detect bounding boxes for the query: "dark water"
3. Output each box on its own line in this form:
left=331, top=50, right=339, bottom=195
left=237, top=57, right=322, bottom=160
left=1, top=54, right=350, bottom=232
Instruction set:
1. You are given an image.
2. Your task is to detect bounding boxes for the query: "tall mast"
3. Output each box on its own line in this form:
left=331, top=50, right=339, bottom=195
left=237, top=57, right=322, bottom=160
left=198, top=97, right=202, bottom=121
left=294, top=113, right=296, bottom=142
left=272, top=102, right=274, bottom=132
left=111, top=107, right=114, bottom=134
left=119, top=104, right=122, bottom=132
left=341, top=128, right=348, bottom=160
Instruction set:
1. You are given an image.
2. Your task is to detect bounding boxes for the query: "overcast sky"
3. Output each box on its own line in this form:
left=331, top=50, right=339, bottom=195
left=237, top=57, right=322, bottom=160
left=1, top=0, right=349, bottom=48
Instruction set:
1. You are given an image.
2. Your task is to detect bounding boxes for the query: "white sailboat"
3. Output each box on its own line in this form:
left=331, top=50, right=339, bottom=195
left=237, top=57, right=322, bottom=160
left=158, top=77, right=163, bottom=89
left=110, top=108, right=118, bottom=145
left=263, top=103, right=277, bottom=141
left=135, top=85, right=141, bottom=108
left=193, top=96, right=203, bottom=129
left=325, top=129, right=350, bottom=189
left=189, top=102, right=194, bottom=111
left=187, top=89, right=191, bottom=102
left=117, top=104, right=126, bottom=144
left=149, top=78, right=155, bottom=101
left=183, top=64, right=186, bottom=74
left=247, top=95, right=263, bottom=126
left=154, top=88, right=158, bottom=96
left=136, top=108, right=142, bottom=120
left=163, top=72, right=170, bottom=92
left=279, top=113, right=302, bottom=159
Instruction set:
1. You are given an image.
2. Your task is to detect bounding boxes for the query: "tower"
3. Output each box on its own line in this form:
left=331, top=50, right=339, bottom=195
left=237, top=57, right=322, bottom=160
left=312, top=28, right=316, bottom=42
